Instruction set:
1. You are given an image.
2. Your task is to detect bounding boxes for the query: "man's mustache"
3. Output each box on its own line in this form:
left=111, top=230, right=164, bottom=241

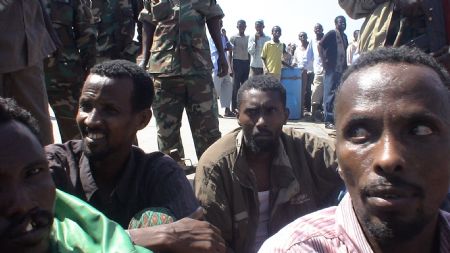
left=0, top=208, right=53, bottom=239
left=362, top=176, right=424, bottom=198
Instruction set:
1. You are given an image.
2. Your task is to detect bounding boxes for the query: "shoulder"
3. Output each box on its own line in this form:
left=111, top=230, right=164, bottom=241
left=133, top=147, right=182, bottom=175
left=322, top=30, right=336, bottom=42
left=45, top=140, right=83, bottom=163
left=281, top=127, right=335, bottom=151
left=261, top=207, right=338, bottom=251
left=197, top=129, right=239, bottom=175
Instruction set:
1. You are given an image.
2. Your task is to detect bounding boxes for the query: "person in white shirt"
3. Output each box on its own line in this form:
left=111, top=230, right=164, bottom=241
left=209, top=20, right=234, bottom=117
left=293, top=32, right=314, bottom=113
left=248, top=20, right=271, bottom=76
left=310, top=23, right=325, bottom=122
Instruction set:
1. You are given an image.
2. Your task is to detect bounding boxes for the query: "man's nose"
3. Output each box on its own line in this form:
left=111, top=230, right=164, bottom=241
left=372, top=132, right=406, bottom=174
left=255, top=113, right=268, bottom=127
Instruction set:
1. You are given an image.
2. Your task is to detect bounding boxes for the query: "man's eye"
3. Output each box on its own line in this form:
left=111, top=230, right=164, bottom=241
left=25, top=167, right=43, bottom=178
left=347, top=127, right=370, bottom=143
left=246, top=109, right=259, bottom=117
left=79, top=102, right=93, bottom=112
left=411, top=125, right=433, bottom=136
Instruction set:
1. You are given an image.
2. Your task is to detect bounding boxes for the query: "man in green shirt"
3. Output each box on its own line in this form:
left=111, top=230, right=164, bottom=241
left=0, top=97, right=150, bottom=253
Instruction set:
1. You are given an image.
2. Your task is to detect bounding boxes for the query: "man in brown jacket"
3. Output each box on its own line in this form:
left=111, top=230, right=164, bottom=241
left=195, top=75, right=344, bottom=253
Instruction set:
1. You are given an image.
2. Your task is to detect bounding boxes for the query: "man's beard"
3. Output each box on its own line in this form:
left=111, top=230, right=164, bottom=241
left=81, top=140, right=111, bottom=161
left=246, top=136, right=276, bottom=154
left=361, top=207, right=431, bottom=248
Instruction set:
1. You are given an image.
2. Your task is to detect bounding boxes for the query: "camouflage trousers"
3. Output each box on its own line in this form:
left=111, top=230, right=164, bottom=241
left=44, top=59, right=83, bottom=142
left=152, top=73, right=221, bottom=159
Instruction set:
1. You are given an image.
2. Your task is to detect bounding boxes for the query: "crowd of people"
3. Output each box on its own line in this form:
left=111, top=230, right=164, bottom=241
left=1, top=0, right=450, bottom=253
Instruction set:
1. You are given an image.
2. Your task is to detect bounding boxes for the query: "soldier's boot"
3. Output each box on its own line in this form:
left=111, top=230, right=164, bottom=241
left=169, top=149, right=196, bottom=175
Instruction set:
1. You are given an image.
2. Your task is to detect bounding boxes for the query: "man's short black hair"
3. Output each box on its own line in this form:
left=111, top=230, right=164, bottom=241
left=341, top=46, right=450, bottom=89
left=90, top=60, right=154, bottom=112
left=237, top=19, right=246, bottom=25
left=335, top=15, right=345, bottom=23
left=237, top=75, right=286, bottom=109
left=0, top=97, right=40, bottom=143
left=272, top=26, right=281, bottom=32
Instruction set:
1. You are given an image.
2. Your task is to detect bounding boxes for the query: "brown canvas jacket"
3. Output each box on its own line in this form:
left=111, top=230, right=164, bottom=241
left=195, top=127, right=344, bottom=253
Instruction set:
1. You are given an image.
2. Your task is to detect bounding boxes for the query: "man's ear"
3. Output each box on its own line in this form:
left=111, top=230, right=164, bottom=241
left=236, top=110, right=243, bottom=126
left=283, top=107, right=289, bottom=124
left=337, top=166, right=345, bottom=181
left=135, top=108, right=152, bottom=131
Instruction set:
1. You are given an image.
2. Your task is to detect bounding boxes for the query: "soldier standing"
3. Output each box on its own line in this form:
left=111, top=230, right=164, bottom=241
left=139, top=0, right=227, bottom=159
left=44, top=0, right=96, bottom=142
left=91, top=0, right=140, bottom=63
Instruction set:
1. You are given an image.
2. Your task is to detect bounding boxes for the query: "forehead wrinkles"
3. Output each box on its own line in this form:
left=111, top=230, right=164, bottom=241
left=338, top=63, right=450, bottom=121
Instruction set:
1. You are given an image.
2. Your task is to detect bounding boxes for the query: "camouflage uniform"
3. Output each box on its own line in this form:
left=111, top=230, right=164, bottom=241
left=91, top=0, right=140, bottom=63
left=140, top=0, right=223, bottom=159
left=44, top=0, right=96, bottom=142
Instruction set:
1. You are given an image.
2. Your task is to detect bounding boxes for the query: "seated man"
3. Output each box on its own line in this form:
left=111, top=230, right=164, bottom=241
left=46, top=60, right=225, bottom=252
left=259, top=47, right=450, bottom=252
left=0, top=98, right=151, bottom=253
left=195, top=75, right=344, bottom=252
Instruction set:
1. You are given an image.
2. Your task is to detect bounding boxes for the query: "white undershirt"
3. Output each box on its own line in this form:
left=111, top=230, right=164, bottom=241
left=254, top=190, right=270, bottom=252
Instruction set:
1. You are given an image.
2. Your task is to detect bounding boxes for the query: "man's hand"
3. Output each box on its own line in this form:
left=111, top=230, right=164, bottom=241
left=431, top=45, right=450, bottom=73
left=162, top=208, right=226, bottom=253
left=128, top=207, right=226, bottom=253
left=138, top=60, right=148, bottom=70
left=217, top=54, right=229, bottom=77
left=394, top=0, right=423, bottom=17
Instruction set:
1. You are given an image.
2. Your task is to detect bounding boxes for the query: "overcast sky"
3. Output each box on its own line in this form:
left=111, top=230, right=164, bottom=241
left=217, top=0, right=364, bottom=44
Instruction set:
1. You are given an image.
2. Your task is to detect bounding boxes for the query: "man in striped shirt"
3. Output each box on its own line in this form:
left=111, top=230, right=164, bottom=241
left=260, top=46, right=450, bottom=253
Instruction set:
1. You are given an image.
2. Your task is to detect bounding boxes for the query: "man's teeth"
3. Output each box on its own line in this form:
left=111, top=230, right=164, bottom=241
left=87, top=133, right=105, bottom=140
left=25, top=222, right=33, bottom=232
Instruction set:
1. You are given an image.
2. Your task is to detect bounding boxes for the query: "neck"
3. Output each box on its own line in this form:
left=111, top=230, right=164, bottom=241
left=368, top=214, right=440, bottom=253
left=239, top=32, right=245, bottom=36
left=301, top=41, right=308, bottom=47
left=246, top=150, right=273, bottom=163
left=316, top=34, right=323, bottom=40
left=273, top=38, right=279, bottom=43
left=89, top=148, right=132, bottom=191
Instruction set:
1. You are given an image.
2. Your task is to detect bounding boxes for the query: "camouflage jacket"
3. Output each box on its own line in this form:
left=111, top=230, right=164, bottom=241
left=91, top=0, right=139, bottom=61
left=140, top=0, right=223, bottom=76
left=195, top=127, right=344, bottom=253
left=45, top=0, right=96, bottom=72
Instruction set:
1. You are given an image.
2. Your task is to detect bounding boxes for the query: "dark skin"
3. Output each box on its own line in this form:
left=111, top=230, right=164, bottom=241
left=262, top=26, right=283, bottom=72
left=77, top=75, right=225, bottom=253
left=77, top=75, right=151, bottom=197
left=298, top=32, right=309, bottom=49
left=254, top=22, right=265, bottom=43
left=237, top=89, right=289, bottom=191
left=335, top=63, right=450, bottom=253
left=0, top=121, right=55, bottom=253
left=318, top=17, right=346, bottom=67
left=314, top=23, right=324, bottom=41
left=140, top=16, right=228, bottom=77
left=229, top=20, right=247, bottom=77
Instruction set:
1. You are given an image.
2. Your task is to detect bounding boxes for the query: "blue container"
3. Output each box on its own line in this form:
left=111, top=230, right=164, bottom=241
left=280, top=68, right=303, bottom=120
